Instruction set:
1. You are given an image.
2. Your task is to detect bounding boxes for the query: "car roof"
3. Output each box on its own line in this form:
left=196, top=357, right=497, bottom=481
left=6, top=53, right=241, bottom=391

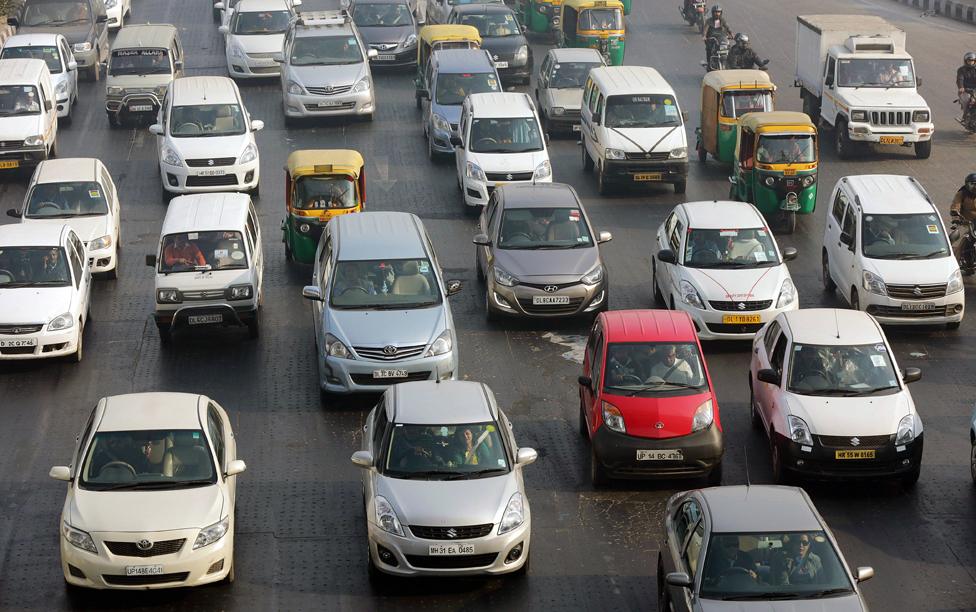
left=3, top=33, right=64, bottom=47
left=781, top=308, right=884, bottom=346
left=236, top=0, right=292, bottom=13
left=467, top=91, right=534, bottom=117
left=600, top=309, right=698, bottom=343
left=170, top=76, right=241, bottom=105
left=0, top=222, right=68, bottom=246
left=112, top=24, right=178, bottom=49
left=680, top=200, right=764, bottom=229
left=33, top=158, right=103, bottom=184
left=293, top=10, right=356, bottom=34
left=334, top=211, right=427, bottom=261
left=498, top=183, right=580, bottom=209
left=840, top=175, right=932, bottom=214
left=588, top=66, right=674, bottom=96
left=700, top=486, right=823, bottom=533
left=432, top=48, right=494, bottom=72
left=451, top=3, right=513, bottom=14
left=0, top=58, right=49, bottom=83
left=161, top=193, right=252, bottom=235
left=354, top=0, right=409, bottom=5
left=546, top=47, right=604, bottom=63
left=389, top=381, right=496, bottom=424
left=97, top=392, right=205, bottom=432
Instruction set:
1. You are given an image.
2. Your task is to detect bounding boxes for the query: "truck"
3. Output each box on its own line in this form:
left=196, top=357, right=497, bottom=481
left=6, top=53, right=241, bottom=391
left=794, top=15, right=933, bottom=160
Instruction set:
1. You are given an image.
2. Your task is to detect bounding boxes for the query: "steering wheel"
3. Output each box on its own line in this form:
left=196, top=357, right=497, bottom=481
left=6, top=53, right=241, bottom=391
left=720, top=566, right=753, bottom=578
left=616, top=373, right=644, bottom=385
left=173, top=121, right=203, bottom=135
left=340, top=286, right=370, bottom=295
left=0, top=268, right=14, bottom=282
left=474, top=137, right=498, bottom=149
left=33, top=201, right=61, bottom=213
left=868, top=233, right=894, bottom=245
left=506, top=232, right=532, bottom=242
left=799, top=369, right=829, bottom=384
left=98, top=460, right=136, bottom=478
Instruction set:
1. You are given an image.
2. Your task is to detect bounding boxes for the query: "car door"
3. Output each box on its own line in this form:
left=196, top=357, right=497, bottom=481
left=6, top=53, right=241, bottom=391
left=98, top=166, right=120, bottom=245
left=580, top=78, right=596, bottom=156
left=821, top=55, right=837, bottom=124
left=67, top=232, right=91, bottom=318
left=454, top=105, right=471, bottom=181
left=655, top=210, right=677, bottom=297
left=477, top=191, right=500, bottom=276
left=92, top=0, right=108, bottom=61
left=585, top=90, right=605, bottom=164
left=363, top=399, right=388, bottom=503
left=246, top=205, right=264, bottom=299
left=312, top=233, right=334, bottom=346
left=59, top=38, right=77, bottom=100
left=823, top=186, right=846, bottom=288
left=662, top=211, right=685, bottom=307
left=760, top=327, right=789, bottom=431
left=535, top=53, right=550, bottom=105
left=581, top=327, right=605, bottom=434
left=751, top=319, right=780, bottom=428
left=835, top=200, right=859, bottom=304
left=664, top=498, right=704, bottom=612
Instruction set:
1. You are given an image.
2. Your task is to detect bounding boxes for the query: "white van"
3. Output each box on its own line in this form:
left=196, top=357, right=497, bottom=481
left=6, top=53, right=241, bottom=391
left=0, top=58, right=59, bottom=172
left=580, top=66, right=689, bottom=195
left=146, top=193, right=264, bottom=343
left=0, top=34, right=78, bottom=123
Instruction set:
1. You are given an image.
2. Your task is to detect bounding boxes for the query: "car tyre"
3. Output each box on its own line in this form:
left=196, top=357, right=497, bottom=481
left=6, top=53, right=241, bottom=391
left=475, top=255, right=485, bottom=283
left=770, top=435, right=789, bottom=484
left=673, top=180, right=686, bottom=195
left=947, top=321, right=960, bottom=330
left=105, top=261, right=118, bottom=280
left=246, top=315, right=259, bottom=339
left=970, top=440, right=976, bottom=484
left=70, top=323, right=83, bottom=363
left=157, top=323, right=171, bottom=345
left=901, top=464, right=921, bottom=489
left=696, top=137, right=706, bottom=162
left=834, top=119, right=852, bottom=160
left=706, top=461, right=722, bottom=486
left=107, top=112, right=122, bottom=128
left=485, top=287, right=498, bottom=323
left=578, top=402, right=588, bottom=438
left=581, top=139, right=593, bottom=171
left=590, top=446, right=608, bottom=487
left=849, top=287, right=860, bottom=311
left=248, top=183, right=260, bottom=198
left=822, top=250, right=836, bottom=292
left=223, top=557, right=235, bottom=584
left=426, top=132, right=438, bottom=162
left=657, top=556, right=672, bottom=612
left=652, top=259, right=664, bottom=306
left=512, top=551, right=530, bottom=576
left=749, top=379, right=762, bottom=429
left=914, top=139, right=932, bottom=160
left=596, top=163, right=610, bottom=195
left=367, top=547, right=388, bottom=587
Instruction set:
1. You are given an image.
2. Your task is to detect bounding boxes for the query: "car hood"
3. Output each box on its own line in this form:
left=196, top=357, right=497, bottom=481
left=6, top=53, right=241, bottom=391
left=838, top=87, right=927, bottom=109
left=604, top=391, right=713, bottom=438
left=328, top=305, right=447, bottom=347
left=232, top=33, right=286, bottom=54
left=169, top=134, right=251, bottom=160
left=481, top=35, right=525, bottom=58
left=377, top=472, right=517, bottom=527
left=546, top=87, right=585, bottom=111
left=784, top=392, right=913, bottom=437
left=69, top=485, right=225, bottom=532
left=358, top=25, right=415, bottom=45
left=0, top=287, right=72, bottom=323
left=470, top=149, right=547, bottom=173
left=0, top=114, right=43, bottom=139
left=603, top=125, right=687, bottom=154
left=431, top=102, right=461, bottom=125
left=493, top=245, right=599, bottom=281
left=157, top=268, right=253, bottom=291
left=17, top=24, right=90, bottom=45
left=24, top=216, right=109, bottom=244
left=683, top=265, right=789, bottom=302
left=107, top=73, right=173, bottom=89
left=861, top=255, right=958, bottom=285
left=290, top=62, right=366, bottom=87
left=697, top=594, right=866, bottom=612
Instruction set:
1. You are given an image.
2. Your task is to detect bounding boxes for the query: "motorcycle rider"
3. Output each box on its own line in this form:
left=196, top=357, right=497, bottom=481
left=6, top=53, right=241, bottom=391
left=956, top=52, right=976, bottom=119
left=727, top=33, right=769, bottom=69
left=703, top=5, right=732, bottom=67
left=950, top=172, right=976, bottom=273
left=682, top=0, right=701, bottom=21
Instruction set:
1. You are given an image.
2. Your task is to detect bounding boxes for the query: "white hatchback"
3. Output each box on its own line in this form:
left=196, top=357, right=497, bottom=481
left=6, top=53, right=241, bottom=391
left=50, top=392, right=246, bottom=589
left=0, top=33, right=79, bottom=121
left=653, top=200, right=798, bottom=340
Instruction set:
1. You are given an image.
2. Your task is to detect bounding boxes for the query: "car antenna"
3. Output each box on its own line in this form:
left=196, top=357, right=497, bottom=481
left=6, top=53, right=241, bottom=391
left=434, top=360, right=441, bottom=384
left=743, top=445, right=751, bottom=488
left=833, top=309, right=840, bottom=339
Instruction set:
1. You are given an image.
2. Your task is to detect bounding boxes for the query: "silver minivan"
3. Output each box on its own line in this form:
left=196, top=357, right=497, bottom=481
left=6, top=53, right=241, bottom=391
left=302, top=211, right=463, bottom=399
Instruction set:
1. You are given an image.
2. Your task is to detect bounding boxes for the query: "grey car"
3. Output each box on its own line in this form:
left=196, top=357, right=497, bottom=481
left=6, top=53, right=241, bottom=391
left=421, top=48, right=500, bottom=159
left=351, top=380, right=537, bottom=579
left=10, top=0, right=109, bottom=81
left=535, top=47, right=604, bottom=136
left=474, top=183, right=611, bottom=320
left=659, top=485, right=874, bottom=611
left=350, top=0, right=419, bottom=67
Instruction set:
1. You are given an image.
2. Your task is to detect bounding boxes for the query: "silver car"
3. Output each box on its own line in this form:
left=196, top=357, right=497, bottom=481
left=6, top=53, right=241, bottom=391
left=659, top=485, right=874, bottom=611
left=534, top=47, right=604, bottom=136
left=351, top=380, right=537, bottom=579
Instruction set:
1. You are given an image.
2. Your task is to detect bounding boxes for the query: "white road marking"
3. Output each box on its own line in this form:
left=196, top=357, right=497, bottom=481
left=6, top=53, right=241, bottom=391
left=542, top=331, right=587, bottom=364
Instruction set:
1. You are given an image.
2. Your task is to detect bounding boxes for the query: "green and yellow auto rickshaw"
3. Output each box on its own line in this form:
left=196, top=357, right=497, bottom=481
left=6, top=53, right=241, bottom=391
left=729, top=111, right=818, bottom=234
left=620, top=0, right=630, bottom=13
left=282, top=150, right=366, bottom=263
left=415, top=25, right=481, bottom=108
left=556, top=0, right=625, bottom=66
left=695, top=69, right=776, bottom=165
left=517, top=0, right=562, bottom=34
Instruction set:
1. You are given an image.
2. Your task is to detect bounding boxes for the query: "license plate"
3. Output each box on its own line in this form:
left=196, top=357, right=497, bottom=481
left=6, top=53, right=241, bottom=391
left=634, top=173, right=662, bottom=181
left=125, top=565, right=164, bottom=576
left=494, top=61, right=509, bottom=68
left=197, top=169, right=226, bottom=176
left=373, top=369, right=408, bottom=379
left=879, top=136, right=904, bottom=145
left=128, top=104, right=152, bottom=112
left=0, top=337, right=37, bottom=348
left=0, top=160, right=19, bottom=169
left=429, top=543, right=475, bottom=555
left=572, top=124, right=581, bottom=132
left=721, top=314, right=761, bottom=324
left=835, top=450, right=876, bottom=460
left=532, top=295, right=570, bottom=305
left=637, top=449, right=684, bottom=461
left=187, top=314, right=223, bottom=325
left=376, top=54, right=396, bottom=61
left=317, top=100, right=345, bottom=107
left=783, top=168, right=796, bottom=176
left=901, top=302, right=936, bottom=311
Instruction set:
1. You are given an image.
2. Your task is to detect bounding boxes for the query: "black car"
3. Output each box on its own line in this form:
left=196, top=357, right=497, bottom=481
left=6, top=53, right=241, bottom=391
left=448, top=4, right=531, bottom=84
left=350, top=0, right=419, bottom=67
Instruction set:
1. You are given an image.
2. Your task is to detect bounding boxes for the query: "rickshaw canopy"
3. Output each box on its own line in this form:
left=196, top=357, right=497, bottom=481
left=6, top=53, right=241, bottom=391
left=561, top=0, right=625, bottom=12
left=419, top=24, right=482, bottom=47
left=286, top=149, right=364, bottom=179
left=702, top=69, right=775, bottom=93
left=739, top=111, right=816, bottom=134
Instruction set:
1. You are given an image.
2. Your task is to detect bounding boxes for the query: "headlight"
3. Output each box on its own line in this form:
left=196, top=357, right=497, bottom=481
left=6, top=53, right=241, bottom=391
left=62, top=522, right=97, bottom=553
left=465, top=161, right=486, bottom=181
left=403, top=33, right=417, bottom=48
left=862, top=270, right=887, bottom=296
left=497, top=492, right=524, bottom=534
left=161, top=146, right=183, bottom=167
left=374, top=495, right=404, bottom=536
left=533, top=160, right=551, bottom=180
left=55, top=80, right=68, bottom=96
left=73, top=42, right=92, bottom=53
left=850, top=110, right=868, bottom=122
left=431, top=113, right=450, bottom=132
left=604, top=148, right=625, bottom=160
left=776, top=278, right=796, bottom=308
left=155, top=85, right=168, bottom=97
left=801, top=174, right=816, bottom=187
left=156, top=288, right=182, bottom=303
left=787, top=415, right=813, bottom=446
left=48, top=312, right=74, bottom=331
left=287, top=79, right=306, bottom=95
left=228, top=284, right=253, bottom=300
left=691, top=399, right=713, bottom=432
left=238, top=143, right=257, bottom=164
left=351, top=77, right=370, bottom=93
left=23, top=135, right=44, bottom=147
left=679, top=280, right=705, bottom=309
left=601, top=400, right=625, bottom=433
left=514, top=45, right=529, bottom=66
left=670, top=146, right=687, bottom=159
left=551, top=106, right=565, bottom=116
left=763, top=175, right=775, bottom=187
left=947, top=268, right=963, bottom=295
left=88, top=235, right=112, bottom=251
left=229, top=44, right=245, bottom=59
left=193, top=516, right=229, bottom=550
left=425, top=329, right=453, bottom=357
left=493, top=265, right=518, bottom=287
left=581, top=264, right=604, bottom=286
left=912, top=110, right=930, bottom=123
left=106, top=85, right=123, bottom=96
left=895, top=414, right=916, bottom=445
left=324, top=333, right=353, bottom=359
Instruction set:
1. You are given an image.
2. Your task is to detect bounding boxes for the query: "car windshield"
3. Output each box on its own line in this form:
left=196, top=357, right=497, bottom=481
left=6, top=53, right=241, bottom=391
left=605, top=94, right=681, bottom=128
left=578, top=7, right=623, bottom=30
left=382, top=421, right=510, bottom=479
left=861, top=213, right=950, bottom=260
left=0, top=246, right=71, bottom=287
left=549, top=61, right=601, bottom=89
left=837, top=58, right=915, bottom=88
left=1, top=45, right=62, bottom=73
left=109, top=48, right=171, bottom=75
left=295, top=175, right=357, bottom=210
left=158, top=231, right=248, bottom=273
left=603, top=342, right=709, bottom=395
left=434, top=72, right=499, bottom=105
left=459, top=12, right=519, bottom=37
left=449, top=0, right=502, bottom=6
left=352, top=2, right=413, bottom=26
left=169, top=103, right=246, bottom=137
left=25, top=181, right=108, bottom=218
left=22, top=0, right=90, bottom=26
left=721, top=90, right=772, bottom=118
left=787, top=343, right=900, bottom=396
left=699, top=531, right=854, bottom=601
left=330, top=258, right=442, bottom=308
left=290, top=35, right=364, bottom=65
left=232, top=9, right=291, bottom=34
left=79, top=429, right=217, bottom=490
left=683, top=227, right=779, bottom=269
left=0, top=85, right=40, bottom=117
left=497, top=206, right=593, bottom=249
left=469, top=117, right=543, bottom=153
left=756, top=134, right=815, bottom=164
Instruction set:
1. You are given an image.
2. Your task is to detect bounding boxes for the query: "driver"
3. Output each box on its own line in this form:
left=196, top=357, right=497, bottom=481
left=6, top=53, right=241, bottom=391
left=131, top=434, right=167, bottom=474
left=164, top=234, right=207, bottom=268
left=706, top=536, right=758, bottom=583
left=791, top=347, right=828, bottom=387
left=13, top=89, right=39, bottom=113
left=334, top=262, right=377, bottom=295
left=687, top=231, right=723, bottom=264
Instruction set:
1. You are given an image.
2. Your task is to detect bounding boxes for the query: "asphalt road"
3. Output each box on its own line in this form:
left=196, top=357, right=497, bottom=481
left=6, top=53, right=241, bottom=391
left=0, top=0, right=975, bottom=610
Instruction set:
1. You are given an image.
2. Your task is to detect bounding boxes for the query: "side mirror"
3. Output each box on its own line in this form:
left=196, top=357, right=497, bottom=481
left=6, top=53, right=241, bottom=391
left=657, top=249, right=677, bottom=265
left=251, top=119, right=264, bottom=131
left=302, top=285, right=323, bottom=301
left=781, top=246, right=798, bottom=261
left=916, top=76, right=922, bottom=86
left=98, top=60, right=107, bottom=71
left=592, top=114, right=601, bottom=126
left=218, top=25, right=229, bottom=34
left=450, top=134, right=463, bottom=148
left=351, top=450, right=374, bottom=468
left=544, top=132, right=550, bottom=144
left=520, top=24, right=527, bottom=33
left=418, top=89, right=430, bottom=100
left=665, top=572, right=692, bottom=588
left=446, top=279, right=463, bottom=295
left=825, top=75, right=834, bottom=88
left=145, top=254, right=157, bottom=267
left=901, top=367, right=921, bottom=384
left=272, top=52, right=285, bottom=63
left=214, top=2, right=224, bottom=8
left=839, top=231, right=853, bottom=247
left=44, top=100, right=52, bottom=111
left=681, top=111, right=689, bottom=122
left=367, top=48, right=379, bottom=59
left=473, top=233, right=491, bottom=246
left=225, top=459, right=247, bottom=476
left=855, top=566, right=874, bottom=583
left=174, top=59, right=184, bottom=69
left=67, top=60, right=78, bottom=71
left=597, top=230, right=612, bottom=244
left=6, top=208, right=20, bottom=218
left=757, top=368, right=780, bottom=385
left=148, top=123, right=164, bottom=135
left=96, top=14, right=107, bottom=22
left=292, top=0, right=302, bottom=5
left=49, top=465, right=71, bottom=481
left=7, top=17, right=19, bottom=27
left=516, top=447, right=538, bottom=466
left=577, top=375, right=592, bottom=388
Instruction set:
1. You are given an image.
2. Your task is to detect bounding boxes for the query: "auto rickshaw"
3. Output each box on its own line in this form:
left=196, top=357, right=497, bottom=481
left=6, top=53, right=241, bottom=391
left=282, top=150, right=366, bottom=263
left=729, top=111, right=818, bottom=234
left=556, top=0, right=626, bottom=66
left=620, top=0, right=630, bottom=13
left=415, top=25, right=481, bottom=108
left=517, top=0, right=562, bottom=34
left=695, top=69, right=776, bottom=165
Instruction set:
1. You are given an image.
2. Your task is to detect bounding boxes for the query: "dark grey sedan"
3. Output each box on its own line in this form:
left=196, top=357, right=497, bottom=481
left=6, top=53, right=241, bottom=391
left=350, top=0, right=419, bottom=67
left=448, top=4, right=532, bottom=84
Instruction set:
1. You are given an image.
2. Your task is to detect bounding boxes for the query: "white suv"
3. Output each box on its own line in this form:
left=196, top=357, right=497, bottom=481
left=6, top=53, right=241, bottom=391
left=821, top=174, right=963, bottom=330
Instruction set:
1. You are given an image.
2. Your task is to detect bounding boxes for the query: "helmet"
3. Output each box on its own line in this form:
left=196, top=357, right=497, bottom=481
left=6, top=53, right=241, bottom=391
left=966, top=172, right=976, bottom=187
left=711, top=4, right=722, bottom=16
left=965, top=52, right=976, bottom=64
left=734, top=32, right=749, bottom=44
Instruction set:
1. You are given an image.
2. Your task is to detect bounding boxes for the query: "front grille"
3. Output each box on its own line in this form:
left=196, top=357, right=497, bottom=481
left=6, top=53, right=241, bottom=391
left=885, top=283, right=947, bottom=300
left=249, top=66, right=279, bottom=74
left=350, top=371, right=431, bottom=385
left=0, top=140, right=23, bottom=149
left=0, top=346, right=36, bottom=355
left=816, top=434, right=892, bottom=449
left=0, top=324, right=43, bottom=334
left=516, top=296, right=583, bottom=315
left=485, top=171, right=533, bottom=182
left=870, top=110, right=911, bottom=126
left=624, top=151, right=670, bottom=161
left=186, top=174, right=239, bottom=187
left=353, top=344, right=426, bottom=361
left=185, top=157, right=236, bottom=167
left=246, top=51, right=279, bottom=59
left=370, top=43, right=398, bottom=51
left=105, top=538, right=185, bottom=558
left=306, top=84, right=353, bottom=96
left=181, top=289, right=228, bottom=301
left=409, top=524, right=494, bottom=540
left=867, top=305, right=948, bottom=318
left=103, top=572, right=189, bottom=586
left=705, top=322, right=764, bottom=334
left=405, top=553, right=498, bottom=569
left=708, top=300, right=773, bottom=312
left=519, top=281, right=580, bottom=291
left=304, top=102, right=356, bottom=111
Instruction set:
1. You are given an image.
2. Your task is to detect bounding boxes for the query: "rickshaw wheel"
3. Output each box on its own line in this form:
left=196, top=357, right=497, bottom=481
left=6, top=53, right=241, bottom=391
left=285, top=243, right=293, bottom=262
left=415, top=94, right=422, bottom=110
left=778, top=211, right=795, bottom=234
left=696, top=140, right=706, bottom=162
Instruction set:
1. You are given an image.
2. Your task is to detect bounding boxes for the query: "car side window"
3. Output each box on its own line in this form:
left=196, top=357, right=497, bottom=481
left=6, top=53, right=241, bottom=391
left=682, top=521, right=705, bottom=577
left=663, top=212, right=676, bottom=238
left=587, top=83, right=599, bottom=113
left=207, top=403, right=227, bottom=468
left=75, top=404, right=98, bottom=468
left=60, top=40, right=72, bottom=66
left=485, top=194, right=498, bottom=232
left=669, top=218, right=684, bottom=252
left=826, top=56, right=836, bottom=85
left=673, top=499, right=701, bottom=549
left=590, top=334, right=604, bottom=387
left=762, top=321, right=780, bottom=356
left=831, top=190, right=848, bottom=224
left=66, top=240, right=83, bottom=287
left=841, top=205, right=857, bottom=245
left=594, top=93, right=604, bottom=121
left=371, top=402, right=388, bottom=450
left=770, top=334, right=787, bottom=373
left=319, top=236, right=333, bottom=287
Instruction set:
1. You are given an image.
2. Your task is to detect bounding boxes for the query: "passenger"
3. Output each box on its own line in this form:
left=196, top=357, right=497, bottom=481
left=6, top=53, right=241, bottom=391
left=785, top=533, right=822, bottom=584
left=163, top=234, right=207, bottom=268
left=727, top=229, right=763, bottom=260
left=650, top=345, right=694, bottom=384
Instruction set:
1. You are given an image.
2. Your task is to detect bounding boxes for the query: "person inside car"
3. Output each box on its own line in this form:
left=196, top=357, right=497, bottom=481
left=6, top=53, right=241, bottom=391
left=34, top=247, right=68, bottom=282
left=649, top=345, right=694, bottom=384
left=163, top=234, right=207, bottom=269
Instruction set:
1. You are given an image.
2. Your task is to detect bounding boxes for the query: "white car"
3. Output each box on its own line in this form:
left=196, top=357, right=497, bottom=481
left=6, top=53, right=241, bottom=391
left=150, top=76, right=263, bottom=198
left=105, top=0, right=131, bottom=29
left=50, top=392, right=246, bottom=589
left=219, top=0, right=296, bottom=79
left=822, top=174, right=963, bottom=329
left=749, top=308, right=923, bottom=487
left=0, top=223, right=91, bottom=361
left=0, top=33, right=79, bottom=122
left=10, top=158, right=121, bottom=278
left=652, top=200, right=798, bottom=340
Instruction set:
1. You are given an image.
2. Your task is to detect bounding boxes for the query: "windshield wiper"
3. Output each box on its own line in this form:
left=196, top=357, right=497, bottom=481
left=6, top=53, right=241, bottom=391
left=802, top=388, right=860, bottom=396
left=359, top=302, right=436, bottom=310
left=850, top=385, right=900, bottom=395
left=469, top=467, right=508, bottom=477
left=400, top=470, right=466, bottom=480
left=30, top=280, right=70, bottom=285
left=0, top=282, right=31, bottom=288
left=719, top=592, right=803, bottom=601
left=897, top=250, right=947, bottom=260
left=799, top=588, right=854, bottom=599
left=90, top=479, right=213, bottom=491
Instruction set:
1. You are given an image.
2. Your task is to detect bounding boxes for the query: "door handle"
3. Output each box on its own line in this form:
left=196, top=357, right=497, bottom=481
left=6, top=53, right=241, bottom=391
left=754, top=347, right=759, bottom=354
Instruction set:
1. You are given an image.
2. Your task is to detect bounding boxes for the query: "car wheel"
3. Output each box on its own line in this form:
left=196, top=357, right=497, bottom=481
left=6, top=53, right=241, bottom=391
left=582, top=139, right=593, bottom=171
left=673, top=180, right=687, bottom=195
left=834, top=119, right=852, bottom=160
left=475, top=254, right=485, bottom=283
left=107, top=112, right=122, bottom=128
left=283, top=114, right=298, bottom=128
left=696, top=138, right=706, bottom=162
left=779, top=210, right=795, bottom=234
left=485, top=287, right=498, bottom=323
left=590, top=446, right=608, bottom=487
left=161, top=186, right=173, bottom=204
left=61, top=109, right=72, bottom=126
left=223, top=558, right=235, bottom=584
left=970, top=440, right=976, bottom=484
left=901, top=464, right=921, bottom=489
left=367, top=546, right=387, bottom=587
left=157, top=323, right=171, bottom=345
left=285, top=243, right=293, bottom=262
left=578, top=402, right=588, bottom=438
left=48, top=138, right=56, bottom=159
left=914, top=139, right=932, bottom=160
left=770, top=435, right=788, bottom=484
left=426, top=132, right=438, bottom=162
left=105, top=261, right=118, bottom=280
left=70, top=323, right=83, bottom=363
left=657, top=555, right=671, bottom=612
left=91, top=52, right=101, bottom=81
left=246, top=315, right=259, bottom=339
left=749, top=378, right=762, bottom=429
left=849, top=287, right=860, bottom=311
left=213, top=7, right=221, bottom=22
left=512, top=551, right=530, bottom=576
left=706, top=461, right=722, bottom=486
left=652, top=259, right=664, bottom=306
left=248, top=183, right=260, bottom=198
left=597, top=163, right=610, bottom=195
left=822, top=250, right=836, bottom=292
left=947, top=321, right=960, bottom=330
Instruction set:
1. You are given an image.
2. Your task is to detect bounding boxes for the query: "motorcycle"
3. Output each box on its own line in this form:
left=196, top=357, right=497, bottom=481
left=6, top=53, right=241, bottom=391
left=679, top=0, right=706, bottom=34
left=955, top=89, right=976, bottom=133
left=951, top=218, right=976, bottom=275
left=701, top=35, right=732, bottom=71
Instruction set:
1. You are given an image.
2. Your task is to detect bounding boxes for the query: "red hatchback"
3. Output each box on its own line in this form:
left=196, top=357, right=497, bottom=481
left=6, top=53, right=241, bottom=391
left=578, top=309, right=723, bottom=486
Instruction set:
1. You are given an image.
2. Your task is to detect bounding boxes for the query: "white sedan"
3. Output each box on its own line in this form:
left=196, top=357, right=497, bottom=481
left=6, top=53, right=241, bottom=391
left=50, top=392, right=246, bottom=589
left=652, top=200, right=798, bottom=340
left=106, top=0, right=132, bottom=29
left=219, top=0, right=295, bottom=79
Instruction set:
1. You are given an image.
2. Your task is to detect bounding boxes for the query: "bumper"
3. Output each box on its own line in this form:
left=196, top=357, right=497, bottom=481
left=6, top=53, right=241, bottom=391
left=73, top=49, right=98, bottom=70
left=545, top=110, right=582, bottom=132
left=603, top=158, right=688, bottom=184
left=672, top=300, right=799, bottom=340
left=160, top=159, right=259, bottom=194
left=462, top=174, right=551, bottom=207
left=154, top=303, right=258, bottom=330
left=863, top=294, right=964, bottom=326
left=319, top=351, right=457, bottom=394
left=368, top=47, right=416, bottom=67
left=488, top=279, right=606, bottom=318
left=227, top=56, right=280, bottom=79
left=591, top=423, right=723, bottom=480
left=0, top=327, right=78, bottom=360
left=106, top=93, right=161, bottom=117
left=428, top=125, right=456, bottom=154
left=283, top=91, right=374, bottom=118
left=106, top=4, right=123, bottom=28
left=497, top=64, right=532, bottom=83
left=847, top=121, right=934, bottom=143
left=776, top=431, right=923, bottom=480
left=0, top=146, right=49, bottom=168
left=56, top=95, right=70, bottom=118
left=87, top=246, right=117, bottom=273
